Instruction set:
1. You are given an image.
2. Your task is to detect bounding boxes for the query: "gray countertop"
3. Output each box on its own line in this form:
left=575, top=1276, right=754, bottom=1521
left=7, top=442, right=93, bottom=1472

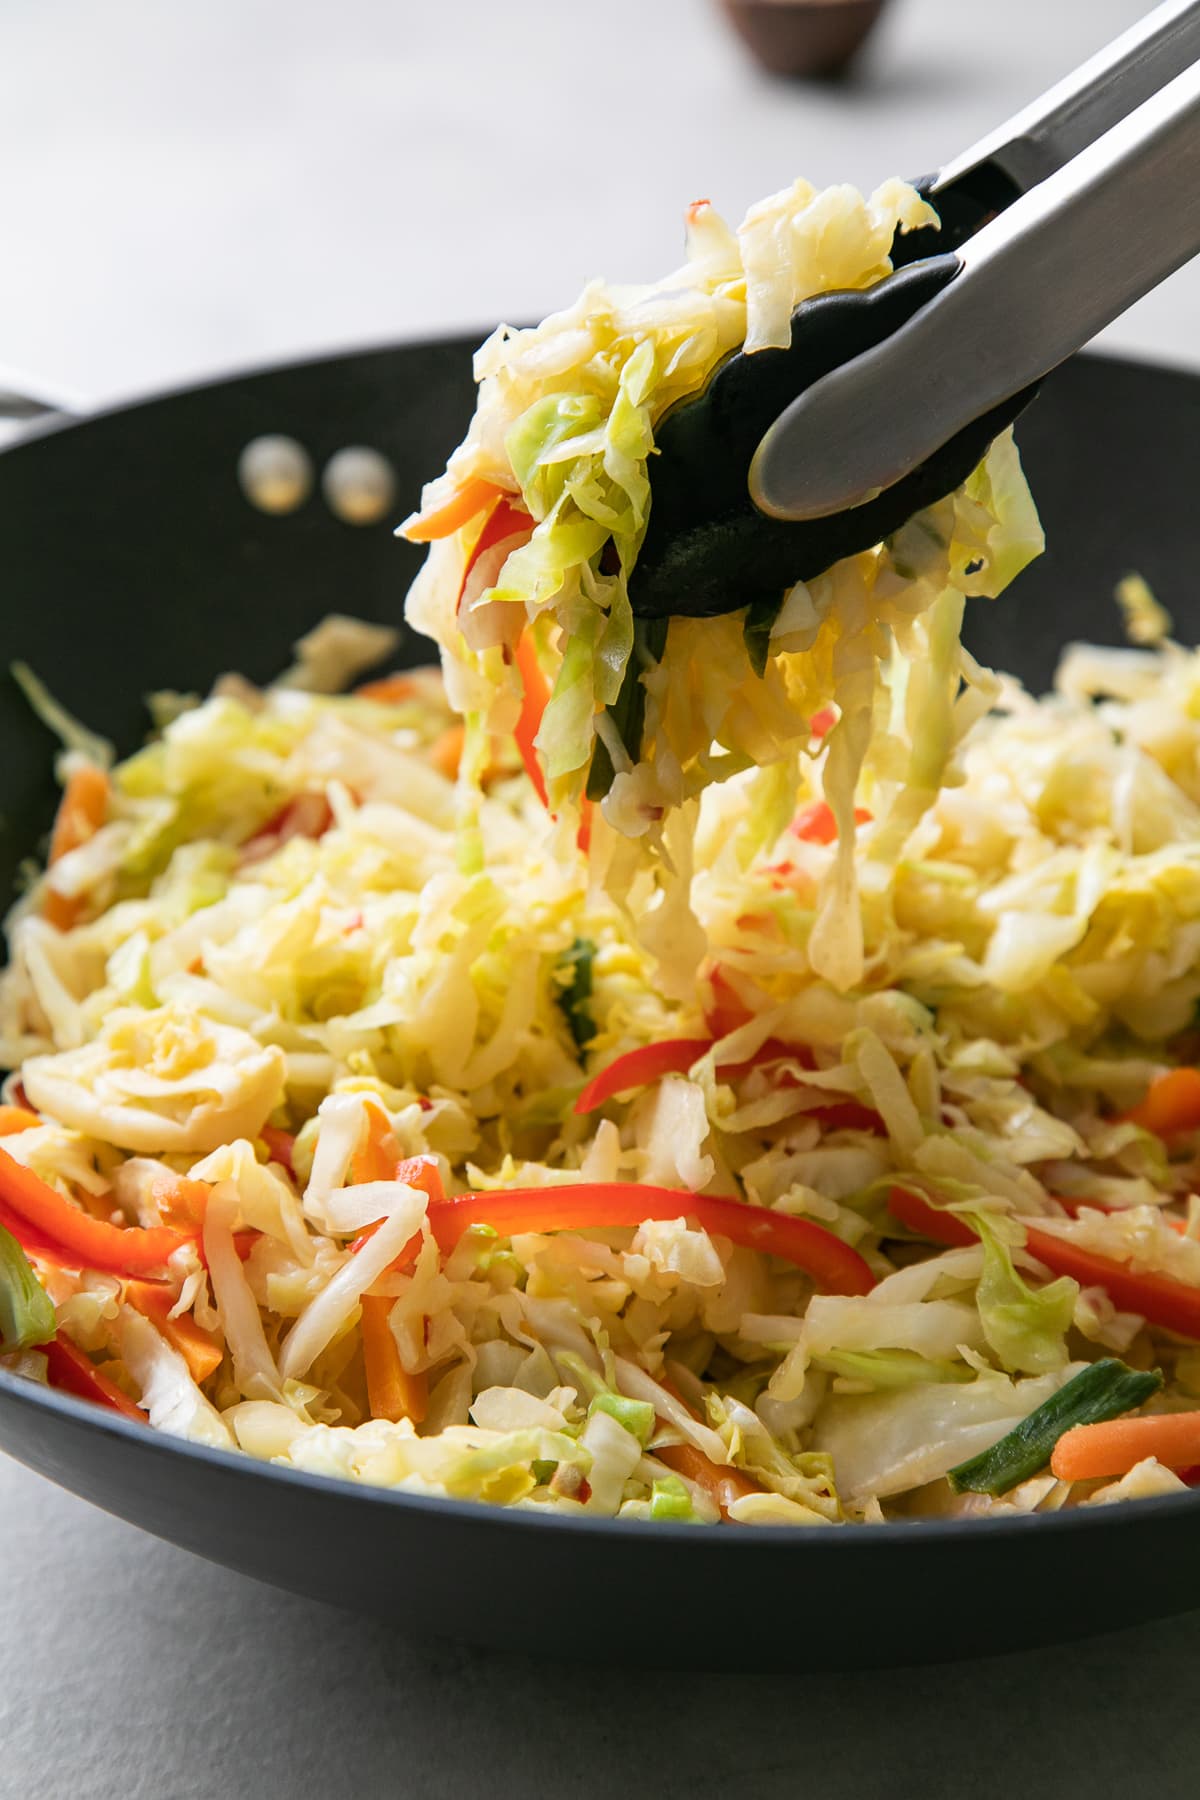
left=2, top=2, right=1198, bottom=1793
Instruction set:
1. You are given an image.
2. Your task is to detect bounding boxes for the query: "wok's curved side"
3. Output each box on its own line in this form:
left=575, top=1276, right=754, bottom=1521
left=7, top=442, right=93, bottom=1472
left=3, top=1366, right=1200, bottom=1670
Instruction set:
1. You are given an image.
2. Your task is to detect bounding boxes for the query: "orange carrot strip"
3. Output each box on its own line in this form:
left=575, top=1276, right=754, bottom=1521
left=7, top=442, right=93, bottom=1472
left=652, top=1441, right=762, bottom=1522
left=44, top=765, right=110, bottom=930
left=402, top=477, right=503, bottom=543
left=124, top=1279, right=224, bottom=1383
left=355, top=673, right=421, bottom=703
left=430, top=723, right=466, bottom=781
left=0, top=1106, right=41, bottom=1136
left=360, top=1292, right=428, bottom=1423
left=147, top=1172, right=212, bottom=1232
left=514, top=631, right=551, bottom=809
left=1123, top=1068, right=1200, bottom=1141
left=350, top=1104, right=403, bottom=1185
left=1051, top=1411, right=1200, bottom=1482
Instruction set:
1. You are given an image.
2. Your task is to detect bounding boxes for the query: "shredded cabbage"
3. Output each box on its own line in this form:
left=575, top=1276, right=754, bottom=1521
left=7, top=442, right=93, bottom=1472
left=402, top=177, right=1040, bottom=995
left=3, top=170, right=1199, bottom=1527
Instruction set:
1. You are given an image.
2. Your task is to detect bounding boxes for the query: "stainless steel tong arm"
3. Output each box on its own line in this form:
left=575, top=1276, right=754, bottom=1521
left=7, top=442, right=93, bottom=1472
left=751, top=23, right=1200, bottom=522
left=935, top=0, right=1200, bottom=194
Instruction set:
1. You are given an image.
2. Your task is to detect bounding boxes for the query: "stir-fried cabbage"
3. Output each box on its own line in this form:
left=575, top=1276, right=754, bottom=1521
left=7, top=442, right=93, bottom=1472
left=2, top=171, right=1199, bottom=1527
left=402, top=177, right=1042, bottom=994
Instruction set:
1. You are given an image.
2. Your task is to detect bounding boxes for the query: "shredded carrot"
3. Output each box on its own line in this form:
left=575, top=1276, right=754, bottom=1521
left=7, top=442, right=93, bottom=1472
left=360, top=1292, right=428, bottom=1423
left=44, top=765, right=109, bottom=930
left=350, top=1103, right=403, bottom=1184
left=1051, top=1410, right=1200, bottom=1482
left=354, top=673, right=420, bottom=704
left=402, top=476, right=502, bottom=543
left=652, top=1441, right=761, bottom=1521
left=124, top=1279, right=224, bottom=1383
left=0, top=1106, right=41, bottom=1136
left=147, top=1172, right=211, bottom=1232
left=513, top=631, right=551, bottom=809
left=1123, top=1068, right=1200, bottom=1140
left=430, top=723, right=466, bottom=781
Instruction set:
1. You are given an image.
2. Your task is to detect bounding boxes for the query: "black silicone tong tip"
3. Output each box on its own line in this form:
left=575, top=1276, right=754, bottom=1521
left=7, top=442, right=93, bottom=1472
left=888, top=166, right=1023, bottom=268
left=628, top=170, right=1035, bottom=624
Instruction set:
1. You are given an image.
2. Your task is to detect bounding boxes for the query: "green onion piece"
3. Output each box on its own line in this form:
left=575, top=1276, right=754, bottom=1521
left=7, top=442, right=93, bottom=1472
left=589, top=1392, right=655, bottom=1445
left=556, top=938, right=596, bottom=1050
left=814, top=1348, right=976, bottom=1390
left=650, top=1475, right=694, bottom=1521
left=531, top=1459, right=558, bottom=1487
left=947, top=1359, right=1164, bottom=1496
left=0, top=1224, right=56, bottom=1353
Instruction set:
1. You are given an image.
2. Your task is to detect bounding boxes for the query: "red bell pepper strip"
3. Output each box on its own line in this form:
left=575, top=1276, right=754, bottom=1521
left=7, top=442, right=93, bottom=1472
left=887, top=1185, right=977, bottom=1248
left=352, top=1176, right=873, bottom=1294
left=349, top=1155, right=447, bottom=1262
left=889, top=1184, right=1200, bottom=1340
left=457, top=498, right=532, bottom=614
left=43, top=1337, right=144, bottom=1422
left=259, top=1126, right=296, bottom=1177
left=575, top=1038, right=715, bottom=1114
left=1053, top=1194, right=1187, bottom=1236
left=703, top=966, right=756, bottom=1037
left=809, top=706, right=836, bottom=740
left=1022, top=1231, right=1200, bottom=1340
left=574, top=1035, right=864, bottom=1124
left=810, top=1099, right=885, bottom=1134
left=0, top=1146, right=193, bottom=1276
left=1122, top=1068, right=1200, bottom=1141
left=789, top=801, right=872, bottom=846
left=240, top=792, right=334, bottom=866
left=419, top=1184, right=874, bottom=1294
left=0, top=1194, right=75, bottom=1265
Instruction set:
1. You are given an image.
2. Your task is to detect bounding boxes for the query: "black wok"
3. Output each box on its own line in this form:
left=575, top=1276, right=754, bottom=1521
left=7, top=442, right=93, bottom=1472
left=0, top=339, right=1197, bottom=1668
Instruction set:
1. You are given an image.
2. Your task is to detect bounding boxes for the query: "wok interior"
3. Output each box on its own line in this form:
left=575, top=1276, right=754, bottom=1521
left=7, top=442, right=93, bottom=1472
left=0, top=345, right=1198, bottom=1664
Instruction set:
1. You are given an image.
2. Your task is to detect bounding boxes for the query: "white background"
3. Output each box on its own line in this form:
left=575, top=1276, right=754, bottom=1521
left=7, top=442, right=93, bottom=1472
left=1, top=0, right=1196, bottom=409
left=1, top=3, right=1198, bottom=1794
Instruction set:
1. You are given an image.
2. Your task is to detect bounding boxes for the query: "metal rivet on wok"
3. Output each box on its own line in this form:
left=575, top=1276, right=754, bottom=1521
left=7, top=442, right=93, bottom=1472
left=237, top=434, right=314, bottom=515
left=322, top=446, right=397, bottom=526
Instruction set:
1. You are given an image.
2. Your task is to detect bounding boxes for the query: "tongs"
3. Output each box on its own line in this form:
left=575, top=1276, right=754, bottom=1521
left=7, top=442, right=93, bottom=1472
left=629, top=0, right=1200, bottom=621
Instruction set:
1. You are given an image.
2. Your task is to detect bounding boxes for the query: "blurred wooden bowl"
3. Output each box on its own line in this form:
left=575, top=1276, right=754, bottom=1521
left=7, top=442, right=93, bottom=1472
left=720, top=0, right=889, bottom=78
